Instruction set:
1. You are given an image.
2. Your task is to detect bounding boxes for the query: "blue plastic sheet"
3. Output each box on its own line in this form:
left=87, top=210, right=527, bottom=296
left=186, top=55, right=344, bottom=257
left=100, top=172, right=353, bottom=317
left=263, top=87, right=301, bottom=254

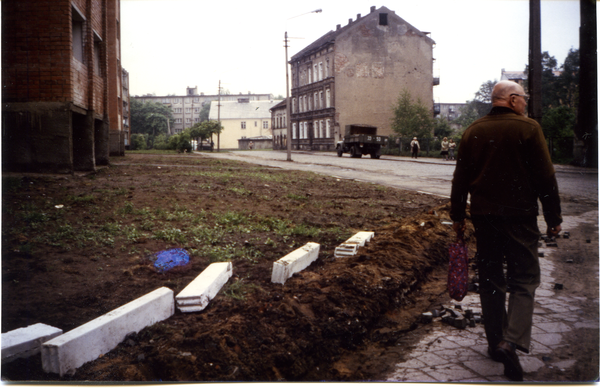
left=153, top=248, right=190, bottom=273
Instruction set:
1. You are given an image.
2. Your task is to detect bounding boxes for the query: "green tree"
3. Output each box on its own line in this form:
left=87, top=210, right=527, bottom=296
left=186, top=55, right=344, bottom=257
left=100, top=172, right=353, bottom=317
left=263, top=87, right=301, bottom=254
left=472, top=80, right=496, bottom=117
left=542, top=106, right=576, bottom=138
left=130, top=134, right=148, bottom=150
left=188, top=120, right=222, bottom=150
left=391, top=89, right=435, bottom=138
left=433, top=117, right=453, bottom=138
left=130, top=98, right=174, bottom=147
left=454, top=103, right=480, bottom=132
left=199, top=102, right=211, bottom=122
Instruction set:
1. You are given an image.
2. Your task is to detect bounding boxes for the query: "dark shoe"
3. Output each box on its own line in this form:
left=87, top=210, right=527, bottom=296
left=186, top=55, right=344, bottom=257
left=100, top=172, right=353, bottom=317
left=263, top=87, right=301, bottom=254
left=487, top=346, right=502, bottom=362
left=494, top=341, right=523, bottom=381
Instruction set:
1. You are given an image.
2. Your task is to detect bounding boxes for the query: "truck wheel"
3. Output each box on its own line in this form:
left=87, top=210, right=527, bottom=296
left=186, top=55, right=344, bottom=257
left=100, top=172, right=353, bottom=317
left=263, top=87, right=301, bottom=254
left=370, top=151, right=381, bottom=159
left=337, top=147, right=343, bottom=157
left=350, top=146, right=361, bottom=158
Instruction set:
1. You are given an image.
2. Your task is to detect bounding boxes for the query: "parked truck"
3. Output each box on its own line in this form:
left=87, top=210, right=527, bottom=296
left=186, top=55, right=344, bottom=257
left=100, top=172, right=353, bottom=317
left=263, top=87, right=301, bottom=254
left=336, top=124, right=389, bottom=159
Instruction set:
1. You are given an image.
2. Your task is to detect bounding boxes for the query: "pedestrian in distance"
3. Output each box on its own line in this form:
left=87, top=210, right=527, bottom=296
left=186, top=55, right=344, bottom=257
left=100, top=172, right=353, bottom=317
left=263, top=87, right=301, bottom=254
left=450, top=80, right=562, bottom=381
left=441, top=137, right=450, bottom=160
left=448, top=139, right=456, bottom=160
left=410, top=137, right=420, bottom=159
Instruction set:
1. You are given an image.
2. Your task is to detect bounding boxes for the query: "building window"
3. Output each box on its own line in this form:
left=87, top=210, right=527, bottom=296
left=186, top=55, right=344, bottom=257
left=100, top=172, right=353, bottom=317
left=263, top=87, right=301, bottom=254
left=194, top=108, right=200, bottom=113
left=320, top=91, right=324, bottom=109
left=241, top=121, right=246, bottom=129
left=320, top=120, right=325, bottom=138
left=379, top=13, right=388, bottom=26
left=193, top=97, right=200, bottom=102
left=174, top=108, right=182, bottom=113
left=326, top=89, right=331, bottom=108
left=319, top=62, right=324, bottom=81
left=292, top=123, right=297, bottom=139
left=175, top=119, right=182, bottom=123
left=326, top=59, right=330, bottom=78
left=314, top=64, right=318, bottom=82
left=254, top=121, right=258, bottom=127
left=195, top=118, right=199, bottom=122
left=314, top=121, right=319, bottom=138
left=162, top=98, right=171, bottom=103
left=292, top=98, right=296, bottom=114
left=263, top=121, right=269, bottom=129
left=326, top=119, right=331, bottom=138
left=72, top=5, right=85, bottom=63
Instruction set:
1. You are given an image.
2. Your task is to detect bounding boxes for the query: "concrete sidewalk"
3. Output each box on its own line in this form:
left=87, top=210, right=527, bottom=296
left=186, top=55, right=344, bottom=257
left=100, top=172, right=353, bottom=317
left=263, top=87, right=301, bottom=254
left=384, top=211, right=599, bottom=382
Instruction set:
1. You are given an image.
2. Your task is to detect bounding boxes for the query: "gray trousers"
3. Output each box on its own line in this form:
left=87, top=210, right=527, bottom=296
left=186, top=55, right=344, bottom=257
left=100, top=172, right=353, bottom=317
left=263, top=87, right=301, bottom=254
left=472, top=215, right=541, bottom=353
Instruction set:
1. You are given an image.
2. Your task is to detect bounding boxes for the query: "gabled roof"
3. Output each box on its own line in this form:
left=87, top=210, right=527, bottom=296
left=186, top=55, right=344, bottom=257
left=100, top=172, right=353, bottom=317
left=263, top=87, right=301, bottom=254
left=270, top=98, right=287, bottom=111
left=208, top=100, right=282, bottom=121
left=291, top=6, right=434, bottom=62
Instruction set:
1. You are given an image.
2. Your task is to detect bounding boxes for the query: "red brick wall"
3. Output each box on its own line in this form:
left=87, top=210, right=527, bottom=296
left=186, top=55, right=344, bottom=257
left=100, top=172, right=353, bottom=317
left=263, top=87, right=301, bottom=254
left=2, top=0, right=73, bottom=103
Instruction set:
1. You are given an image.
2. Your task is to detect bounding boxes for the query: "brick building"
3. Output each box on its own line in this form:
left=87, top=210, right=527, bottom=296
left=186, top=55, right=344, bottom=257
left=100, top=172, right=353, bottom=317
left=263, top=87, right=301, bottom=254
left=289, top=5, right=436, bottom=150
left=2, top=0, right=125, bottom=173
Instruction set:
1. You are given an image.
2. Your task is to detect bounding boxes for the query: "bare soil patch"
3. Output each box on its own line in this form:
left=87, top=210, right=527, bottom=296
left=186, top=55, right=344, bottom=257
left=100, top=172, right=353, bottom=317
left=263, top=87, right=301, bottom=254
left=2, top=152, right=454, bottom=381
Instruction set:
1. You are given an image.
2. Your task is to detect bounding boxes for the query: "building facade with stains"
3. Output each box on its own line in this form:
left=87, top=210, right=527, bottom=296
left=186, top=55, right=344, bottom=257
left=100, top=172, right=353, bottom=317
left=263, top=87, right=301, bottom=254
left=2, top=0, right=125, bottom=173
left=289, top=5, right=436, bottom=151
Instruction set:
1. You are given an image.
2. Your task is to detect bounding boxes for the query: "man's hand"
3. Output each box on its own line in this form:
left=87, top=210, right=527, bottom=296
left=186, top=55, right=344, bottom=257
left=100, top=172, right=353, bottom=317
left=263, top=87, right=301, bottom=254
left=547, top=224, right=562, bottom=237
left=453, top=220, right=466, bottom=235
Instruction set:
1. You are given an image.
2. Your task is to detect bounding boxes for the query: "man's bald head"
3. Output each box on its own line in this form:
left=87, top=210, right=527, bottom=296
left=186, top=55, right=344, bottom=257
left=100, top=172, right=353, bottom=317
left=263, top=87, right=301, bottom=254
left=491, top=81, right=528, bottom=115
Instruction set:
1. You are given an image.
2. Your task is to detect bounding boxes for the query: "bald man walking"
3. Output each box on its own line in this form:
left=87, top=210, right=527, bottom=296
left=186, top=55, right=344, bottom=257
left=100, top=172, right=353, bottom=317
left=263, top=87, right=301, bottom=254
left=450, top=81, right=562, bottom=381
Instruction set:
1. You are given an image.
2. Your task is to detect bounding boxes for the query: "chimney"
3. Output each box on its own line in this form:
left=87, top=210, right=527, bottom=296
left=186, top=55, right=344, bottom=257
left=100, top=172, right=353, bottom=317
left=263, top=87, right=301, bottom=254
left=357, top=13, right=361, bottom=19
left=337, top=24, right=341, bottom=30
left=348, top=18, right=352, bottom=25
left=370, top=6, right=376, bottom=12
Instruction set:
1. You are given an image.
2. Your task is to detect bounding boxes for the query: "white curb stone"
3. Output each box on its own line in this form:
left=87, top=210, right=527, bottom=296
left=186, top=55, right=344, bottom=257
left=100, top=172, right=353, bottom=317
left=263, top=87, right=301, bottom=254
left=334, top=231, right=374, bottom=258
left=41, top=287, right=174, bottom=376
left=176, top=262, right=233, bottom=313
left=271, top=242, right=320, bottom=284
left=2, top=323, right=63, bottom=364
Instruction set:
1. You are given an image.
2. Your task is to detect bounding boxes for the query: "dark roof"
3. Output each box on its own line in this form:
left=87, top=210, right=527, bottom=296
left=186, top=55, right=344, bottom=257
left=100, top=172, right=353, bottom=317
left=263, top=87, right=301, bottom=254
left=290, top=6, right=434, bottom=62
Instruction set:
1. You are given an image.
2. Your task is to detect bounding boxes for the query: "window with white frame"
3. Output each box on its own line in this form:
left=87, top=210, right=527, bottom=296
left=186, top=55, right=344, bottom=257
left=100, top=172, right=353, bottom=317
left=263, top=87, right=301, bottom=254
left=173, top=98, right=180, bottom=103
left=175, top=119, right=182, bottom=123
left=314, top=121, right=319, bottom=138
left=72, top=5, right=85, bottom=63
left=292, top=98, right=296, bottom=114
left=194, top=108, right=200, bottom=113
left=320, top=91, right=324, bottom=109
left=326, top=89, right=331, bottom=107
left=263, top=121, right=269, bottom=129
left=162, top=98, right=171, bottom=103
left=326, top=59, right=330, bottom=78
left=326, top=119, right=331, bottom=138
left=320, top=120, right=325, bottom=138
left=314, top=92, right=318, bottom=109
left=319, top=62, right=323, bottom=81
left=314, top=64, right=318, bottom=82
left=195, top=118, right=199, bottom=122
left=308, top=67, right=312, bottom=84
left=193, top=97, right=200, bottom=102
left=241, top=121, right=246, bottom=129
left=185, top=108, right=191, bottom=113
left=292, top=123, right=297, bottom=139
left=186, top=118, right=191, bottom=123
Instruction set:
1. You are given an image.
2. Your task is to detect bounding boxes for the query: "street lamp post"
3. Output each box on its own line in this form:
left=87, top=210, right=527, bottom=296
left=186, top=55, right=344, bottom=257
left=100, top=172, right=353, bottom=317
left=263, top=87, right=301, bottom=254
left=285, top=9, right=322, bottom=162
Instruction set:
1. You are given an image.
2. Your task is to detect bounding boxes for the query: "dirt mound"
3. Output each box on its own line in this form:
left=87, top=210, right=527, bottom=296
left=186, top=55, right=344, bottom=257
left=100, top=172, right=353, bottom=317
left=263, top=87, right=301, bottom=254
left=63, top=206, right=459, bottom=381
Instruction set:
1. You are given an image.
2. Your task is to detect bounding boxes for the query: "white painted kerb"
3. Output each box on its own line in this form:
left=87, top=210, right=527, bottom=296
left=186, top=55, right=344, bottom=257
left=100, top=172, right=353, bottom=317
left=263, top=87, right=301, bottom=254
left=176, top=262, right=233, bottom=312
left=271, top=242, right=320, bottom=284
left=2, top=323, right=63, bottom=364
left=41, top=287, right=174, bottom=376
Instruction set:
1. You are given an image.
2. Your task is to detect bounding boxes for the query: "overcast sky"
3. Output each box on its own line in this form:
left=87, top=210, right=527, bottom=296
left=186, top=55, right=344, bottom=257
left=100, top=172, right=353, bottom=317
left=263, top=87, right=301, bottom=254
left=121, top=0, right=581, bottom=103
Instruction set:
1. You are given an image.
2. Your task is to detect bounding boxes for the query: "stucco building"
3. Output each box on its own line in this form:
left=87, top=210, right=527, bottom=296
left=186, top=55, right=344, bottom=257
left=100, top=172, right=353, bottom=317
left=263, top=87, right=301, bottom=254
left=137, top=89, right=273, bottom=134
left=288, top=5, right=436, bottom=151
left=2, top=0, right=126, bottom=173
left=270, top=99, right=287, bottom=150
left=209, top=98, right=281, bottom=150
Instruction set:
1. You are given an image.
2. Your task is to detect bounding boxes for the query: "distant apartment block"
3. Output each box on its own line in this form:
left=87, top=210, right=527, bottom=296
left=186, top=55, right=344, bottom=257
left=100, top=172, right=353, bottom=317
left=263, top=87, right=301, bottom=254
left=2, top=0, right=126, bottom=173
left=137, top=88, right=273, bottom=134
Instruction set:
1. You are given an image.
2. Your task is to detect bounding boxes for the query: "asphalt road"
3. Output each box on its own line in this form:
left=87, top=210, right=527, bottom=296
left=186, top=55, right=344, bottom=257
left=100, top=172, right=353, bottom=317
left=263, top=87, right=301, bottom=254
left=198, top=150, right=598, bottom=203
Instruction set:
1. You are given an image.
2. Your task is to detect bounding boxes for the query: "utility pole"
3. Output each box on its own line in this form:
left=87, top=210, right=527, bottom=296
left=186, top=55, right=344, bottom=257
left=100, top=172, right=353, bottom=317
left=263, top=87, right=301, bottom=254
left=217, top=80, right=221, bottom=152
left=528, top=0, right=542, bottom=124
left=577, top=0, right=598, bottom=167
left=285, top=31, right=292, bottom=161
